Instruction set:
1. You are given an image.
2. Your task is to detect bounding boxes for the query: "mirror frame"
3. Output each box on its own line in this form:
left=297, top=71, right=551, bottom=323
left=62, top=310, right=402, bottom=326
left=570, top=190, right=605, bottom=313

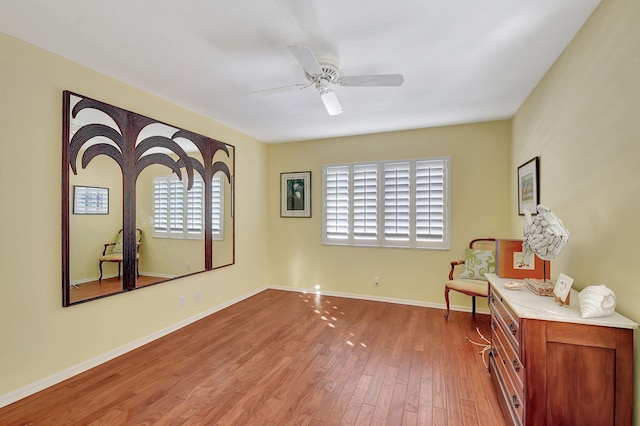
left=62, top=91, right=235, bottom=306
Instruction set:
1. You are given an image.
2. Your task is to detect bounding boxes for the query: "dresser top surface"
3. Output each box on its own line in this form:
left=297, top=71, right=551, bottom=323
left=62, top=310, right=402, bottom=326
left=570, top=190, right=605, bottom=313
left=486, top=274, right=638, bottom=329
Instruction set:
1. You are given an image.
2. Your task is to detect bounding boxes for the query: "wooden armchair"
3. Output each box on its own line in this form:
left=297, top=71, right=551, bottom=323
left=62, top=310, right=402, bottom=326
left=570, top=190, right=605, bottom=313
left=98, top=228, right=142, bottom=282
left=444, top=238, right=496, bottom=319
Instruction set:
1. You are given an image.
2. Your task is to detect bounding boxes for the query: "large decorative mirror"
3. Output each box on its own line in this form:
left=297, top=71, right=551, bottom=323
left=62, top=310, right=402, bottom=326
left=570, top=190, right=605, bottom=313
left=62, top=91, right=235, bottom=306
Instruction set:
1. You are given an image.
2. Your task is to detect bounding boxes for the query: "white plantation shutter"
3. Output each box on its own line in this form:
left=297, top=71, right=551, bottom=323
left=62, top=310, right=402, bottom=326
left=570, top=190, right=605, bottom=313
left=153, top=178, right=169, bottom=233
left=324, top=165, right=350, bottom=240
left=186, top=177, right=203, bottom=236
left=153, top=175, right=206, bottom=239
left=384, top=162, right=411, bottom=241
left=353, top=164, right=377, bottom=240
left=212, top=173, right=224, bottom=240
left=169, top=179, right=184, bottom=234
left=416, top=159, right=446, bottom=242
left=322, top=157, right=449, bottom=249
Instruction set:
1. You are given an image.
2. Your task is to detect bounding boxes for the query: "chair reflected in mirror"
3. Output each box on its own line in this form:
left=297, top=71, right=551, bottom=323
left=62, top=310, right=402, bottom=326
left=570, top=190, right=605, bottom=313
left=99, top=229, right=142, bottom=282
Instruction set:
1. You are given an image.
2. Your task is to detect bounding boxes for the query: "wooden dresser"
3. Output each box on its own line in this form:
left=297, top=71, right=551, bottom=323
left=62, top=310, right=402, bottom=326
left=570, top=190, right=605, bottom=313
left=486, top=274, right=637, bottom=426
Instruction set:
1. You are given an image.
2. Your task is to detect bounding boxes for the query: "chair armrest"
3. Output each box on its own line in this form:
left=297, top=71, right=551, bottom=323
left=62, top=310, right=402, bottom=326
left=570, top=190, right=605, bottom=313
left=449, top=260, right=465, bottom=280
left=102, top=242, right=115, bottom=256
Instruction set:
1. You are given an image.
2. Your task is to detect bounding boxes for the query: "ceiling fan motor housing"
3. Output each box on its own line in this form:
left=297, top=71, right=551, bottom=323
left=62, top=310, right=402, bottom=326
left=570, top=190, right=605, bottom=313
left=305, top=60, right=341, bottom=85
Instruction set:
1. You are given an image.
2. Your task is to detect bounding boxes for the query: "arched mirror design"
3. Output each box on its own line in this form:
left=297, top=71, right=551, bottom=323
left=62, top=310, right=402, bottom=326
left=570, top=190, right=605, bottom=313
left=62, top=91, right=235, bottom=306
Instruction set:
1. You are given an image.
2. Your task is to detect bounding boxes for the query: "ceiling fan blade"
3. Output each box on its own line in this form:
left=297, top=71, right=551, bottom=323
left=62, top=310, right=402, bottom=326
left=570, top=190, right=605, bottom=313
left=250, top=83, right=310, bottom=96
left=288, top=45, right=323, bottom=75
left=340, top=74, right=405, bottom=87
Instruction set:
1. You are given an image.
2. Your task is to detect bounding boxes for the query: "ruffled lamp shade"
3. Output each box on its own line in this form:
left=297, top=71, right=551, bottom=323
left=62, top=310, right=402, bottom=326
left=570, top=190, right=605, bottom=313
left=522, top=204, right=569, bottom=261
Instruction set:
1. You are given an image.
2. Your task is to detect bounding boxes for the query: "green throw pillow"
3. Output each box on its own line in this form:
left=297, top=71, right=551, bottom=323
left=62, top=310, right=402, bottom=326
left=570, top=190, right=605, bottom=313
left=112, top=232, right=124, bottom=254
left=458, top=248, right=496, bottom=280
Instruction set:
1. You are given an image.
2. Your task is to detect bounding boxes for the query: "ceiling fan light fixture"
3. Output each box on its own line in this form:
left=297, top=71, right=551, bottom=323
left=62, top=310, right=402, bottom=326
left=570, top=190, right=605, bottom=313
left=319, top=87, right=343, bottom=116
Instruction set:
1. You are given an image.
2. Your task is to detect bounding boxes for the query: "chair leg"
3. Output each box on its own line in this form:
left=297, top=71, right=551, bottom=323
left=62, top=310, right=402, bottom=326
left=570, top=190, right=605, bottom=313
left=136, top=259, right=140, bottom=277
left=444, top=287, right=451, bottom=320
left=99, top=260, right=104, bottom=282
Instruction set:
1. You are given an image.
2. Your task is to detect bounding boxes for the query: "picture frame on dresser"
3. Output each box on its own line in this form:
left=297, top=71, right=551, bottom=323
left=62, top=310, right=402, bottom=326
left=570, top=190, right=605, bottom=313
left=495, top=239, right=549, bottom=280
left=553, top=273, right=573, bottom=305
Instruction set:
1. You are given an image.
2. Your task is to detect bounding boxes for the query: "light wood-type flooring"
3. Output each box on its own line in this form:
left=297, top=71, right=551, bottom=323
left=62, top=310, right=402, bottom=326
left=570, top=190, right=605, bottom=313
left=69, top=275, right=169, bottom=304
left=0, top=289, right=506, bottom=425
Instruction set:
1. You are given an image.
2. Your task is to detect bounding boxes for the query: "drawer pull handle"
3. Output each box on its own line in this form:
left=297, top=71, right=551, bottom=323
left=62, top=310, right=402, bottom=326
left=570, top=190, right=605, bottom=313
left=512, top=395, right=520, bottom=409
left=492, top=321, right=497, bottom=331
left=489, top=348, right=497, bottom=358
left=509, top=323, right=517, bottom=336
left=512, top=359, right=520, bottom=372
left=490, top=295, right=495, bottom=303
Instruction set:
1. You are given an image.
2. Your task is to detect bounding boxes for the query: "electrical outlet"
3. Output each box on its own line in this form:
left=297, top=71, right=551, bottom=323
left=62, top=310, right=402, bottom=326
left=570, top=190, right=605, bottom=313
left=374, top=276, right=380, bottom=286
left=179, top=295, right=185, bottom=307
left=195, top=290, right=201, bottom=302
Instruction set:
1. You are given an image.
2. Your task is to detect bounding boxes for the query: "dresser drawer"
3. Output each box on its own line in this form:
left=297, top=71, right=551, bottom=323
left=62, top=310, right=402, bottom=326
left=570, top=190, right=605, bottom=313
left=489, top=289, right=520, bottom=353
left=492, top=314, right=524, bottom=388
left=489, top=352, right=524, bottom=425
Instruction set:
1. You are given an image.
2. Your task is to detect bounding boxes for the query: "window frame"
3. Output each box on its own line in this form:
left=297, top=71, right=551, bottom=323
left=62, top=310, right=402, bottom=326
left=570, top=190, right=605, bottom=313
left=322, top=157, right=450, bottom=250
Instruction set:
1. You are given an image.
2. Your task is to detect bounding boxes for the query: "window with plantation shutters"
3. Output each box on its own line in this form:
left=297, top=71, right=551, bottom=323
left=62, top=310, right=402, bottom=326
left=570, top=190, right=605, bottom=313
left=153, top=174, right=224, bottom=240
left=322, top=157, right=449, bottom=249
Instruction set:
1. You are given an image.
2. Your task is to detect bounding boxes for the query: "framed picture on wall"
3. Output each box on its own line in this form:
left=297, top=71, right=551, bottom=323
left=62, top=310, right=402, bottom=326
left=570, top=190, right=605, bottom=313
left=73, top=185, right=109, bottom=215
left=281, top=171, right=311, bottom=217
left=517, top=156, right=539, bottom=215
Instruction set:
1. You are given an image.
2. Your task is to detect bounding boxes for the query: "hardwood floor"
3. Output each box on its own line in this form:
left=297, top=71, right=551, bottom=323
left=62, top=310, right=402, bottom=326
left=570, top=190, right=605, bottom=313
left=69, top=275, right=169, bottom=303
left=1, top=290, right=506, bottom=425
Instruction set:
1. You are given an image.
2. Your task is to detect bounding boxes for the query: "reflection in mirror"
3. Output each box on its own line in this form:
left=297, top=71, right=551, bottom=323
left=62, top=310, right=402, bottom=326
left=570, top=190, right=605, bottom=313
left=63, top=91, right=235, bottom=306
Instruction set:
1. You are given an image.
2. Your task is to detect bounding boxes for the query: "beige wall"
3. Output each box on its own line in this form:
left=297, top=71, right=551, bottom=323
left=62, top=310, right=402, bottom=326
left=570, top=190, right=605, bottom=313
left=512, top=0, right=640, bottom=418
left=0, top=33, right=268, bottom=397
left=266, top=122, right=512, bottom=304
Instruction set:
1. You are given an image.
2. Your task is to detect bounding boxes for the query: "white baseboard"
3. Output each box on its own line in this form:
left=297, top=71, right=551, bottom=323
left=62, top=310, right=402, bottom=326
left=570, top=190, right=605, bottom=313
left=268, top=285, right=490, bottom=315
left=0, top=284, right=485, bottom=408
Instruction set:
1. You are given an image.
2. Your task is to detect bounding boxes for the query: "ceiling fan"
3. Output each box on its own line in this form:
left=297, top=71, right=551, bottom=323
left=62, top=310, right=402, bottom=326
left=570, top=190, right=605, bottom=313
left=252, top=45, right=404, bottom=116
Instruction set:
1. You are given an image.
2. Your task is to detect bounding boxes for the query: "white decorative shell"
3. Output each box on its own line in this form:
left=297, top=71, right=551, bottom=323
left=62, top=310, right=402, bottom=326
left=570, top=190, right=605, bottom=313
left=578, top=285, right=616, bottom=319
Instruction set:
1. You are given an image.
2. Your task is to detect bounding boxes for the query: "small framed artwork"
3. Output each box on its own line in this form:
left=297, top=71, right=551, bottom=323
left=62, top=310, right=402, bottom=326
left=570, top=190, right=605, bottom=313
left=495, top=239, right=550, bottom=280
left=517, top=156, right=539, bottom=215
left=281, top=171, right=311, bottom=218
left=553, top=273, right=574, bottom=306
left=73, top=185, right=109, bottom=215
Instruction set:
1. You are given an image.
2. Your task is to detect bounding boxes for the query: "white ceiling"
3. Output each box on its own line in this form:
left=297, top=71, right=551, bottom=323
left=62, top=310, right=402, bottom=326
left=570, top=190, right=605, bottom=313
left=0, top=0, right=600, bottom=143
